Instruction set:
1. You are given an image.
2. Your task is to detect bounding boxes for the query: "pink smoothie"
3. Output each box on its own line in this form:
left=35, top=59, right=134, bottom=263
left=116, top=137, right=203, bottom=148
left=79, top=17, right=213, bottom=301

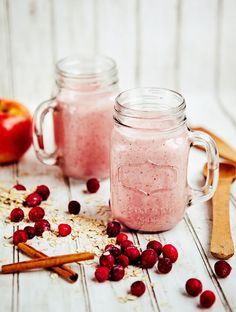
left=111, top=124, right=190, bottom=232
left=54, top=91, right=115, bottom=179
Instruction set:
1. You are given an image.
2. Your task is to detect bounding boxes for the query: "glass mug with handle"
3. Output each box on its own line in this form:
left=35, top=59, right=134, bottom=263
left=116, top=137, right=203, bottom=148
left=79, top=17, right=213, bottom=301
left=110, top=88, right=219, bottom=232
left=33, top=55, right=119, bottom=179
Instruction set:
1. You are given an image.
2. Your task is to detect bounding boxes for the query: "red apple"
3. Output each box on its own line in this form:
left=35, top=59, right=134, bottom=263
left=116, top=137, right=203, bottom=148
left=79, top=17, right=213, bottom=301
left=0, top=98, right=32, bottom=164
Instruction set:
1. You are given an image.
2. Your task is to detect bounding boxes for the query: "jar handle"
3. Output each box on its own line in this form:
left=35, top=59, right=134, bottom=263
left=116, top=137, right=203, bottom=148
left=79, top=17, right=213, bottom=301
left=33, top=98, right=58, bottom=166
left=188, top=130, right=219, bottom=206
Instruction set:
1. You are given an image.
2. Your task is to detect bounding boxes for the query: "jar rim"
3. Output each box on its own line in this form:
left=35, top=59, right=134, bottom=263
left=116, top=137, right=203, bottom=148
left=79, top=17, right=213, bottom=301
left=56, top=54, right=117, bottom=80
left=115, top=87, right=186, bottom=118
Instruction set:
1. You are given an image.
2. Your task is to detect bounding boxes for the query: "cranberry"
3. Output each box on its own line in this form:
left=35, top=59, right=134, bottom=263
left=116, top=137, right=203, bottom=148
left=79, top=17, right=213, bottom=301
left=185, top=278, right=203, bottom=296
left=68, top=200, right=81, bottom=215
left=99, top=252, right=115, bottom=269
left=95, top=266, right=110, bottom=283
left=120, top=240, right=134, bottom=251
left=106, top=221, right=121, bottom=237
left=130, top=281, right=146, bottom=297
left=13, top=184, right=26, bottom=191
left=104, top=244, right=121, bottom=257
left=116, top=254, right=129, bottom=267
left=58, top=223, right=72, bottom=237
left=86, top=178, right=100, bottom=193
left=214, top=260, right=232, bottom=278
left=24, top=226, right=36, bottom=239
left=10, top=208, right=24, bottom=222
left=162, top=244, right=178, bottom=263
left=13, top=230, right=28, bottom=245
left=34, top=219, right=51, bottom=236
left=141, top=249, right=158, bottom=268
left=124, top=246, right=140, bottom=264
left=157, top=257, right=172, bottom=274
left=28, top=206, right=45, bottom=222
left=35, top=185, right=50, bottom=201
left=25, top=192, right=42, bottom=207
left=110, top=265, right=125, bottom=281
left=116, top=232, right=128, bottom=245
left=147, top=240, right=163, bottom=256
left=200, top=290, right=216, bottom=308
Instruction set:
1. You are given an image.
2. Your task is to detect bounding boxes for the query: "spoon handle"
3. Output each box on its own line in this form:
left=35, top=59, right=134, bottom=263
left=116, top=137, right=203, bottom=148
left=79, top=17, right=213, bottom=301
left=192, top=127, right=236, bottom=164
left=211, top=179, right=234, bottom=259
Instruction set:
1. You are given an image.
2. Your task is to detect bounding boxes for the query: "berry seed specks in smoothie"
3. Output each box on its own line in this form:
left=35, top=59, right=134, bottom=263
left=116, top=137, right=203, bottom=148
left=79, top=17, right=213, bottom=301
left=54, top=91, right=115, bottom=179
left=110, top=88, right=219, bottom=232
left=33, top=55, right=119, bottom=179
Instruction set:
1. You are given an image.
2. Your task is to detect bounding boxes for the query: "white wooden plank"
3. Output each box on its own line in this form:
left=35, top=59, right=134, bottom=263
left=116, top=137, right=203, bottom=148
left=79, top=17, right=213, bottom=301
left=7, top=0, right=54, bottom=111
left=14, top=149, right=88, bottom=312
left=218, top=0, right=236, bottom=95
left=96, top=0, right=137, bottom=89
left=178, top=0, right=218, bottom=95
left=52, top=0, right=96, bottom=60
left=0, top=0, right=13, bottom=97
left=139, top=0, right=179, bottom=89
left=216, top=0, right=236, bottom=124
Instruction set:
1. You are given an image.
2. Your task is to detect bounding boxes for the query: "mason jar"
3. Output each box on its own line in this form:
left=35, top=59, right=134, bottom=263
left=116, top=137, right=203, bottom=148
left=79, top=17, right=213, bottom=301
left=33, top=55, right=119, bottom=179
left=110, top=88, right=219, bottom=232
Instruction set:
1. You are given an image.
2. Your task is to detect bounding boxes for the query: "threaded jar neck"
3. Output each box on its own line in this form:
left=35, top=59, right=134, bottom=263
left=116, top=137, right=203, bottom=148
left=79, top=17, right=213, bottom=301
left=56, top=55, right=118, bottom=92
left=114, top=88, right=187, bottom=131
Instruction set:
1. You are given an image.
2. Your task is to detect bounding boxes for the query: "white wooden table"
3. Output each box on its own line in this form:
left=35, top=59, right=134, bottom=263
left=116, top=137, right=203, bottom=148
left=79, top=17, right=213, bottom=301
left=1, top=1, right=236, bottom=311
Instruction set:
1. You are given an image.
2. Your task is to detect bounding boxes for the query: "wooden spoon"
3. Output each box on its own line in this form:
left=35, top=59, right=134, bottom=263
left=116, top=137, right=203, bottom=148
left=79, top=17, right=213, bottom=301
left=203, top=162, right=236, bottom=259
left=193, top=127, right=236, bottom=164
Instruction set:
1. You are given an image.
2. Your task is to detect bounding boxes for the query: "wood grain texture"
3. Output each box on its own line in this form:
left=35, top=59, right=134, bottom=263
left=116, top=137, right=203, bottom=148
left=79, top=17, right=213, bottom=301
left=7, top=0, right=54, bottom=110
left=139, top=0, right=179, bottom=89
left=96, top=0, right=137, bottom=89
left=0, top=0, right=236, bottom=311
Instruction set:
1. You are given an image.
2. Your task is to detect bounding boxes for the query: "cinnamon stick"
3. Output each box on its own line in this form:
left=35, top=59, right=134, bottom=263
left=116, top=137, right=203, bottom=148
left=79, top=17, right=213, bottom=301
left=17, top=243, right=78, bottom=283
left=2, top=252, right=94, bottom=274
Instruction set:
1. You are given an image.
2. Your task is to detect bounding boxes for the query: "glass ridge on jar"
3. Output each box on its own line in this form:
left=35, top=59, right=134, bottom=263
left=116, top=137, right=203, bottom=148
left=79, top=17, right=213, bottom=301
left=33, top=55, right=119, bottom=179
left=110, top=88, right=218, bottom=232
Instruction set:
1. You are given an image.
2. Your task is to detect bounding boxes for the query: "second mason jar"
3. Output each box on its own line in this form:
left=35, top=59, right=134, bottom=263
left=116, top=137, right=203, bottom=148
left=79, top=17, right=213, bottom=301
left=33, top=55, right=119, bottom=179
left=110, top=88, right=219, bottom=232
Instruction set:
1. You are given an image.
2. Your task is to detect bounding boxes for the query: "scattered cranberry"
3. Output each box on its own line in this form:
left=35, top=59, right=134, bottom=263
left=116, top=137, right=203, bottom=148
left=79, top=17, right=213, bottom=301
left=200, top=290, right=216, bottom=308
left=13, top=184, right=26, bottom=191
left=130, top=281, right=146, bottom=297
left=124, top=246, right=140, bottom=264
left=104, top=244, right=121, bottom=257
left=120, top=240, right=134, bottom=251
left=13, top=230, right=28, bottom=245
left=99, top=252, right=115, bottom=269
left=157, top=257, right=172, bottom=274
left=24, top=226, right=35, bottom=239
left=68, top=200, right=81, bottom=215
left=116, top=254, right=129, bottom=268
left=162, top=244, right=178, bottom=263
left=214, top=260, right=232, bottom=278
left=34, top=219, right=51, bottom=236
left=10, top=208, right=24, bottom=222
left=86, top=178, right=100, bottom=193
left=58, top=223, right=72, bottom=237
left=35, top=185, right=50, bottom=201
left=110, top=265, right=125, bottom=281
left=106, top=221, right=121, bottom=237
left=116, top=232, right=128, bottom=245
left=147, top=240, right=163, bottom=256
left=185, top=278, right=203, bottom=296
left=28, top=206, right=45, bottom=222
left=141, top=249, right=158, bottom=268
left=95, top=266, right=110, bottom=283
left=25, top=192, right=42, bottom=207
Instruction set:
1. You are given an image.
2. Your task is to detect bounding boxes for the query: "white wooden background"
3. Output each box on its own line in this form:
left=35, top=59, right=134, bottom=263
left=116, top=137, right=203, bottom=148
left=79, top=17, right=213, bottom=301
left=0, top=1, right=236, bottom=312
